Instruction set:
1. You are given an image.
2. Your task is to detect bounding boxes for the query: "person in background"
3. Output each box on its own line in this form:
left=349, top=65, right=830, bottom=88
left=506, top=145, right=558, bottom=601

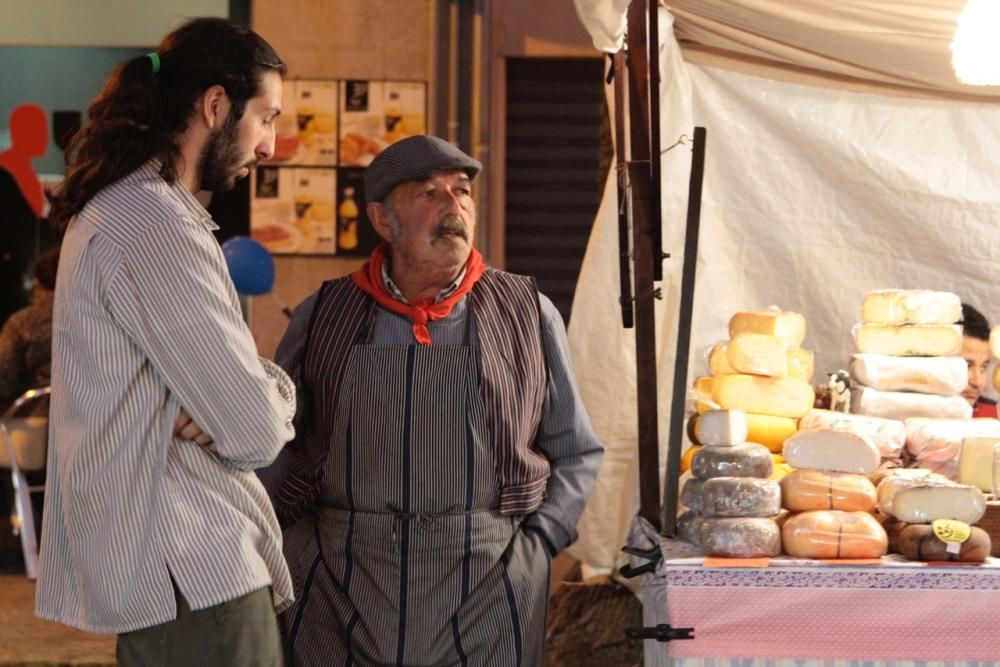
left=262, top=135, right=604, bottom=666
left=36, top=18, right=295, bottom=666
left=959, top=303, right=996, bottom=418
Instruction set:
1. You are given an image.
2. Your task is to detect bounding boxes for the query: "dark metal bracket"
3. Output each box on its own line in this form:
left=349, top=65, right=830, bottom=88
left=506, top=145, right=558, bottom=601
left=625, top=624, right=695, bottom=642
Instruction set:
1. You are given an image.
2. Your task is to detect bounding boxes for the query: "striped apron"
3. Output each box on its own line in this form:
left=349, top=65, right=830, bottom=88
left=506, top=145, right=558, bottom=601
left=281, top=309, right=551, bottom=666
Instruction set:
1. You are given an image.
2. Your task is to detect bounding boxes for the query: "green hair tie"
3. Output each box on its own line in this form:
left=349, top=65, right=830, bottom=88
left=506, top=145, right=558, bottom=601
left=147, top=52, right=160, bottom=74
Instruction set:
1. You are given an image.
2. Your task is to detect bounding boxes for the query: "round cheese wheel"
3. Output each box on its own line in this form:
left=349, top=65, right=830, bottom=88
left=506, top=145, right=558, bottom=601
left=680, top=445, right=701, bottom=474
left=890, top=522, right=991, bottom=562
left=781, top=510, right=888, bottom=559
left=700, top=517, right=781, bottom=558
left=780, top=469, right=877, bottom=513
left=691, top=443, right=773, bottom=481
left=681, top=478, right=705, bottom=513
left=701, top=477, right=781, bottom=518
left=677, top=510, right=704, bottom=547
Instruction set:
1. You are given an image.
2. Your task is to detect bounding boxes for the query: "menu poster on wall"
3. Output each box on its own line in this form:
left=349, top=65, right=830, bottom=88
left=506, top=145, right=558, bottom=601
left=268, top=80, right=339, bottom=166
left=339, top=80, right=427, bottom=167
left=250, top=166, right=337, bottom=255
left=335, top=168, right=383, bottom=257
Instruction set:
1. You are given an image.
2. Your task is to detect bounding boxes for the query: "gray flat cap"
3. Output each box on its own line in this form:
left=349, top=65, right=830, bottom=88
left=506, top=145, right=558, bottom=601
left=364, top=135, right=482, bottom=203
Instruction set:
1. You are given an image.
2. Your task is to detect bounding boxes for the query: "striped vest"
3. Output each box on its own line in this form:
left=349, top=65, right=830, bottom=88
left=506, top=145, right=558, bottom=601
left=302, top=268, right=550, bottom=515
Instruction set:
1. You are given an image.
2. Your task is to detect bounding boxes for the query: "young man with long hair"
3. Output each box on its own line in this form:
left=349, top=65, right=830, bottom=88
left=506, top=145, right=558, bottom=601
left=37, top=18, right=295, bottom=666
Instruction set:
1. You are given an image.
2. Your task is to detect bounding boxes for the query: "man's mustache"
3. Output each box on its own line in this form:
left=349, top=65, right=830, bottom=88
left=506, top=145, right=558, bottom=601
left=432, top=216, right=468, bottom=241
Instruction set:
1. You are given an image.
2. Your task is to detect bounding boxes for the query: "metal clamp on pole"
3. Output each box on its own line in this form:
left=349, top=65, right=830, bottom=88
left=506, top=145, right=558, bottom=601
left=625, top=624, right=695, bottom=642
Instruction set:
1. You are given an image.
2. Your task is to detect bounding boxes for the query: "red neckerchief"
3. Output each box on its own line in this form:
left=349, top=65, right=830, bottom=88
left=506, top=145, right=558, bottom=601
left=351, top=243, right=485, bottom=345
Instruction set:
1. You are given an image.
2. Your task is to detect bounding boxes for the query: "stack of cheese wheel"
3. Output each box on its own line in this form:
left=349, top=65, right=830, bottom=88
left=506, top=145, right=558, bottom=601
left=851, top=290, right=971, bottom=421
left=874, top=468, right=991, bottom=562
left=905, top=417, right=1000, bottom=480
left=779, top=427, right=888, bottom=559
left=798, top=409, right=907, bottom=467
left=677, top=409, right=783, bottom=557
left=689, top=310, right=815, bottom=467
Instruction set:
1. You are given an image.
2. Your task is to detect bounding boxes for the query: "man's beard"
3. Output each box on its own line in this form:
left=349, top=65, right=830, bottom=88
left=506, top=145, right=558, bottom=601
left=198, top=112, right=252, bottom=192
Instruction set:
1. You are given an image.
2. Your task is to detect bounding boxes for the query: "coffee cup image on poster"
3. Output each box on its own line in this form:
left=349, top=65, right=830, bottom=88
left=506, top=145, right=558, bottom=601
left=339, top=80, right=426, bottom=167
left=250, top=166, right=337, bottom=255
left=266, top=80, right=338, bottom=166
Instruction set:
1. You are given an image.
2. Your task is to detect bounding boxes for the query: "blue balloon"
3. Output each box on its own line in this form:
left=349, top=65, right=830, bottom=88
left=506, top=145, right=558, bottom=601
left=222, top=236, right=275, bottom=296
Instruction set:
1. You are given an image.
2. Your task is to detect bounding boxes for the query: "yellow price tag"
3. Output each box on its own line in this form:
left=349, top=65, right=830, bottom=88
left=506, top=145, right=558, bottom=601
left=932, top=519, right=972, bottom=544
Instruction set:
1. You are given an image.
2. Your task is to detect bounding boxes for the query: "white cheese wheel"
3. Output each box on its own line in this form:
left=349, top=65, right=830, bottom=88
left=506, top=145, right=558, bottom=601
left=729, top=310, right=806, bottom=348
left=712, top=374, right=815, bottom=419
left=959, top=436, right=1000, bottom=493
left=701, top=477, right=781, bottom=518
left=727, top=332, right=788, bottom=377
left=798, top=409, right=905, bottom=460
left=680, top=477, right=705, bottom=513
left=853, top=386, right=972, bottom=422
left=700, top=517, right=782, bottom=558
left=853, top=323, right=962, bottom=357
left=850, top=353, right=967, bottom=395
left=861, top=290, right=962, bottom=326
left=877, top=475, right=986, bottom=524
left=690, top=443, right=774, bottom=481
left=782, top=428, right=881, bottom=474
left=781, top=510, right=888, bottom=559
left=780, top=469, right=877, bottom=512
left=695, top=409, right=748, bottom=446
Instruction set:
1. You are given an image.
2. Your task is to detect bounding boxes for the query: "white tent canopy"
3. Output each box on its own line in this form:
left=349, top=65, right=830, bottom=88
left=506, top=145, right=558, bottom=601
left=566, top=1, right=1000, bottom=569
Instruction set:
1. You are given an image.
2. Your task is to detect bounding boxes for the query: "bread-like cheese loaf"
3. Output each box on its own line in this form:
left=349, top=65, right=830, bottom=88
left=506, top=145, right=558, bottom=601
left=727, top=332, right=787, bottom=377
left=850, top=353, right=967, bottom=395
left=786, top=347, right=814, bottom=382
left=680, top=477, right=704, bottom=513
left=729, top=310, right=806, bottom=348
left=853, top=323, right=962, bottom=357
left=695, top=409, right=748, bottom=446
left=782, top=429, right=881, bottom=474
left=877, top=475, right=986, bottom=524
left=905, top=417, right=1000, bottom=478
left=780, top=469, right=877, bottom=512
left=691, top=376, right=718, bottom=415
left=889, top=521, right=991, bottom=562
left=700, top=517, right=782, bottom=558
left=853, top=387, right=972, bottom=422
left=701, top=477, right=781, bottom=518
left=746, top=413, right=798, bottom=453
left=712, top=374, right=814, bottom=419
left=958, top=436, right=1000, bottom=493
left=781, top=510, right=888, bottom=559
left=708, top=344, right=736, bottom=376
left=992, top=325, right=1000, bottom=360
left=677, top=510, right=704, bottom=547
left=691, top=443, right=773, bottom=481
left=798, top=409, right=905, bottom=460
left=861, top=290, right=962, bottom=326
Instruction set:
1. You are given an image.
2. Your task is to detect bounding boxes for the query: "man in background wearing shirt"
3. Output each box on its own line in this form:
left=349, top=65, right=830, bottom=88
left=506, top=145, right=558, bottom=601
left=960, top=303, right=997, bottom=418
left=36, top=18, right=294, bottom=666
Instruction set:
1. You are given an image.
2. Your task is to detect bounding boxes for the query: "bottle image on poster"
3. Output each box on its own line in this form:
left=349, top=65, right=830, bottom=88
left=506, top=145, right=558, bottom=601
left=336, top=168, right=382, bottom=256
left=250, top=166, right=337, bottom=255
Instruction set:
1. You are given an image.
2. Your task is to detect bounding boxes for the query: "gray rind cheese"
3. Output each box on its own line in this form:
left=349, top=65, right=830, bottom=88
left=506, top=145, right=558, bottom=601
left=700, top=517, right=782, bottom=558
left=701, top=477, right=781, bottom=518
left=677, top=510, right=704, bottom=547
left=691, top=443, right=773, bottom=480
left=681, top=477, right=705, bottom=514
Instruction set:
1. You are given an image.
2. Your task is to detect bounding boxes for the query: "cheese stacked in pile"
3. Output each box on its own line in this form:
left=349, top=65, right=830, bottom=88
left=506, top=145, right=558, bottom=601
left=874, top=468, right=991, bottom=562
left=778, top=426, right=888, bottom=559
left=677, top=409, right=783, bottom=558
left=687, top=310, right=815, bottom=472
left=851, top=290, right=971, bottom=420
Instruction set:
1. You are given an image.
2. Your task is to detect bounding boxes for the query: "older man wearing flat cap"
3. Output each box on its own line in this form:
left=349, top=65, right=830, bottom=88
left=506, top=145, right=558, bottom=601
left=262, top=135, right=603, bottom=666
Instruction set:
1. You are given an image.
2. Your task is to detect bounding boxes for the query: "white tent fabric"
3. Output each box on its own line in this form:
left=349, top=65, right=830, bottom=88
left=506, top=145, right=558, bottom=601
left=566, top=6, right=1000, bottom=569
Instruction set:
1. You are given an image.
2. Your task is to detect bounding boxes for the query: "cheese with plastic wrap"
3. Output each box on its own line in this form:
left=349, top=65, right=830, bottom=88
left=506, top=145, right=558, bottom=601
left=690, top=376, right=718, bottom=415
left=958, top=436, right=1000, bottom=493
left=850, top=353, right=966, bottom=395
left=712, top=374, right=814, bottom=419
left=709, top=343, right=736, bottom=376
left=727, top=332, right=787, bottom=377
left=852, top=386, right=972, bottom=422
left=877, top=474, right=986, bottom=524
left=700, top=517, right=782, bottom=558
left=798, top=409, right=905, bottom=462
left=690, top=443, right=773, bottom=480
left=695, top=409, right=748, bottom=446
left=781, top=510, right=888, bottom=559
left=861, top=289, right=962, bottom=325
left=853, top=323, right=962, bottom=357
left=701, top=477, right=781, bottom=518
left=680, top=477, right=704, bottom=513
left=904, top=417, right=1000, bottom=479
left=782, top=428, right=881, bottom=474
left=728, top=310, right=806, bottom=348
left=780, top=469, right=877, bottom=512
left=887, top=520, right=991, bottom=563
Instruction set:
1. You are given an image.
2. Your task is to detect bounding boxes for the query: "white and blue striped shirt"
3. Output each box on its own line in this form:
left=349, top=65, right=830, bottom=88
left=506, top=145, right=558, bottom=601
left=36, top=162, right=296, bottom=634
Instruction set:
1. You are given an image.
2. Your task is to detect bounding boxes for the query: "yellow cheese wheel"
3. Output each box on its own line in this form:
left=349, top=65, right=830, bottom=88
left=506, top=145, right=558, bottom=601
left=709, top=344, right=736, bottom=376
left=786, top=347, right=814, bottom=382
left=712, top=375, right=815, bottom=419
left=681, top=445, right=702, bottom=474
left=727, top=332, right=787, bottom=377
left=746, top=412, right=799, bottom=453
left=729, top=310, right=806, bottom=348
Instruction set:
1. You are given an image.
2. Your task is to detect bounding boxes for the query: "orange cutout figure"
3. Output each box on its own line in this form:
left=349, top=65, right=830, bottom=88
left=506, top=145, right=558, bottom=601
left=0, top=104, right=48, bottom=218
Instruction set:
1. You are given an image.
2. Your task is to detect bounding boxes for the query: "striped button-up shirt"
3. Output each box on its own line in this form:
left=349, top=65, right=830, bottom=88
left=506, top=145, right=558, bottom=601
left=36, top=162, right=296, bottom=634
